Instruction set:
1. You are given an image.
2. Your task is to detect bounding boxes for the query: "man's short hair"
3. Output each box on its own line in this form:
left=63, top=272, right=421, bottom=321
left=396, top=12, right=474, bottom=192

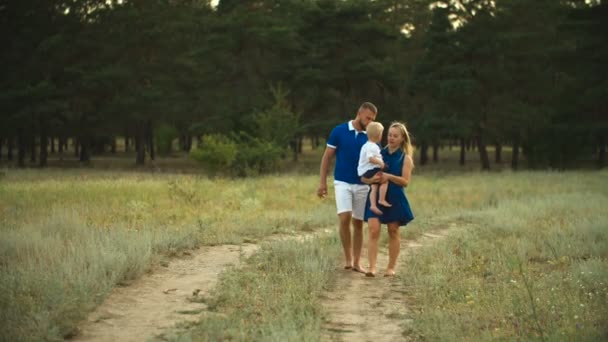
left=359, top=102, right=377, bottom=115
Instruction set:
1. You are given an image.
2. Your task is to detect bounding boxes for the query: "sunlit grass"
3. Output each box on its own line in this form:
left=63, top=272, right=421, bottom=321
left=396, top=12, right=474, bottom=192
left=164, top=236, right=340, bottom=341
left=0, top=169, right=335, bottom=340
left=400, top=170, right=608, bottom=340
left=1, top=167, right=606, bottom=340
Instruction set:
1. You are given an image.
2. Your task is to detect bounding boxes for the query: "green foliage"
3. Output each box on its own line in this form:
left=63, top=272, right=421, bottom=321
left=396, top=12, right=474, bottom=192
left=233, top=132, right=284, bottom=177
left=1, top=0, right=605, bottom=169
left=154, top=123, right=179, bottom=155
left=253, top=84, right=301, bottom=149
left=189, top=134, right=238, bottom=175
left=190, top=132, right=284, bottom=177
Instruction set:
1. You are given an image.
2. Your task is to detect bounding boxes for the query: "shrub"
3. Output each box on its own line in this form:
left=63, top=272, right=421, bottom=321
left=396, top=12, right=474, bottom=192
left=190, top=134, right=238, bottom=175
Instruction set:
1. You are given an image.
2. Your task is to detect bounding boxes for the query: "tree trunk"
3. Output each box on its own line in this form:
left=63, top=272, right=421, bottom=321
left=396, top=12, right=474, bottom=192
left=459, top=138, right=466, bottom=166
left=0, top=137, right=3, bottom=161
left=313, top=136, right=320, bottom=149
left=135, top=124, right=145, bottom=166
left=179, top=133, right=188, bottom=152
left=39, top=120, right=48, bottom=168
left=29, top=134, right=36, bottom=163
left=17, top=129, right=26, bottom=168
left=8, top=137, right=14, bottom=161
left=147, top=122, right=155, bottom=161
left=50, top=137, right=55, bottom=153
left=58, top=136, right=64, bottom=154
left=432, top=142, right=439, bottom=163
left=79, top=136, right=90, bottom=164
left=598, top=134, right=605, bottom=169
left=186, top=135, right=192, bottom=152
left=495, top=142, right=502, bottom=164
left=477, top=131, right=490, bottom=170
left=419, top=141, right=429, bottom=166
left=512, top=136, right=520, bottom=171
left=74, top=138, right=80, bottom=157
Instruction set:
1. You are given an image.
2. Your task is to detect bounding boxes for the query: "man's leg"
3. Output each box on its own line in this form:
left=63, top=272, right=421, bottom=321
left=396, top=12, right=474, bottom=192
left=351, top=183, right=370, bottom=273
left=352, top=218, right=364, bottom=271
left=338, top=212, right=353, bottom=268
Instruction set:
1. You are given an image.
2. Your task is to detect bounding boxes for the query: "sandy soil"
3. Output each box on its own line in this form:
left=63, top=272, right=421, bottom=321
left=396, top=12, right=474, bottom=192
left=72, top=244, right=258, bottom=342
left=71, top=228, right=447, bottom=341
left=320, top=231, right=449, bottom=342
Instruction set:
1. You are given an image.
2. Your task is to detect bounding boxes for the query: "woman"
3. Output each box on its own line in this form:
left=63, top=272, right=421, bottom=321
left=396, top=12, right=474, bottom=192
left=362, top=122, right=414, bottom=277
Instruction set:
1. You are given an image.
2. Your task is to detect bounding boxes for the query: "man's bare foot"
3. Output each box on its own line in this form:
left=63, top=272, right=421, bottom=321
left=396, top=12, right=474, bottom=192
left=370, top=206, right=383, bottom=215
left=378, top=200, right=392, bottom=207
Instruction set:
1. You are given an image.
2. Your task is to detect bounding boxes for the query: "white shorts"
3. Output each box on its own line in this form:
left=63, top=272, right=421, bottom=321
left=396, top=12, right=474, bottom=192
left=333, top=180, right=370, bottom=220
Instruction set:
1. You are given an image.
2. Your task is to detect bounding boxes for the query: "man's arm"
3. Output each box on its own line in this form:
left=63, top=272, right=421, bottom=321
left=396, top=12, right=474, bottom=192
left=317, top=147, right=336, bottom=198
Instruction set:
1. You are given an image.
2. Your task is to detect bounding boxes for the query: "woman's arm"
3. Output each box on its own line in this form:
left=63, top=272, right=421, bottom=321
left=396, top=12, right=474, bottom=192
left=361, top=173, right=381, bottom=184
left=381, top=155, right=413, bottom=187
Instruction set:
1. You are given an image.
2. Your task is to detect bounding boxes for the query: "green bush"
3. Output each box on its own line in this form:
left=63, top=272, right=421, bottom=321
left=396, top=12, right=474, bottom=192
left=191, top=133, right=284, bottom=177
left=190, top=134, right=238, bottom=175
left=233, top=133, right=284, bottom=177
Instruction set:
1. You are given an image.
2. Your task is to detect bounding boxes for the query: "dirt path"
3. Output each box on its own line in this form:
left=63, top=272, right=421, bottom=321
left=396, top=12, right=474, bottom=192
left=321, top=230, right=449, bottom=342
left=73, top=229, right=333, bottom=342
left=73, top=243, right=259, bottom=342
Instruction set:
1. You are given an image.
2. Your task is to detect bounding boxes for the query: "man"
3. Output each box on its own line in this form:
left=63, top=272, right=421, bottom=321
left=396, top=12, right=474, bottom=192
left=317, top=102, right=378, bottom=273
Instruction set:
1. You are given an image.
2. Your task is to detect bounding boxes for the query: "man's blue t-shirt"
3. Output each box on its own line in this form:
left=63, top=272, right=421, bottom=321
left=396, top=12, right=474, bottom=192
left=327, top=121, right=368, bottom=184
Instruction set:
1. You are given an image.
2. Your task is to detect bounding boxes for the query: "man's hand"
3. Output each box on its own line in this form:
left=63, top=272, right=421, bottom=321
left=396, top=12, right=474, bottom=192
left=317, top=184, right=328, bottom=198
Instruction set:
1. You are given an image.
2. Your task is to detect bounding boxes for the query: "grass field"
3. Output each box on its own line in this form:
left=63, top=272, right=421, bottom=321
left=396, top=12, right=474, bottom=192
left=1, top=149, right=606, bottom=340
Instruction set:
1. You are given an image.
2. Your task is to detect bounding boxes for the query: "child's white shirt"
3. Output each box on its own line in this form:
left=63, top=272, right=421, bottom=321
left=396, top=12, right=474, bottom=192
left=358, top=141, right=382, bottom=176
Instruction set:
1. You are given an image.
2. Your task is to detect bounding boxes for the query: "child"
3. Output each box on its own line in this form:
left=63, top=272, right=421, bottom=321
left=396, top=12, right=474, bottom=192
left=357, top=122, right=391, bottom=215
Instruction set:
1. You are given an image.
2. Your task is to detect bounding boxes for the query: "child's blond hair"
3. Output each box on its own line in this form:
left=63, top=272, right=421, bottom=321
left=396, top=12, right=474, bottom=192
left=366, top=122, right=384, bottom=140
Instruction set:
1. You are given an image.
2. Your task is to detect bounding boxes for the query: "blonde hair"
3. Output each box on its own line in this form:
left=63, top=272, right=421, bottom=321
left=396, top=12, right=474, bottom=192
left=366, top=122, right=384, bottom=140
left=389, top=122, right=414, bottom=165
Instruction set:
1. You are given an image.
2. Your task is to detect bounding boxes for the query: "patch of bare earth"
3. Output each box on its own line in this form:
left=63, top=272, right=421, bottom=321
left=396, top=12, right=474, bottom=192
left=72, top=229, right=333, bottom=342
left=72, top=243, right=259, bottom=342
left=321, top=229, right=450, bottom=342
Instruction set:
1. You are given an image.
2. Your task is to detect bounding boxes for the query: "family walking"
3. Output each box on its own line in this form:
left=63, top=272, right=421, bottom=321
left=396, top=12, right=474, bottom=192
left=317, top=102, right=414, bottom=277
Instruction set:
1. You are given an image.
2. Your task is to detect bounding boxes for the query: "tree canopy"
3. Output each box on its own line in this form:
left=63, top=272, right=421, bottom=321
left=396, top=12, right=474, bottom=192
left=1, top=0, right=605, bottom=169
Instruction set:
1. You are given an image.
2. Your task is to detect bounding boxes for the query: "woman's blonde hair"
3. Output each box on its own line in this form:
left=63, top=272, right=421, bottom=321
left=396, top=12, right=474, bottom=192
left=389, top=122, right=414, bottom=165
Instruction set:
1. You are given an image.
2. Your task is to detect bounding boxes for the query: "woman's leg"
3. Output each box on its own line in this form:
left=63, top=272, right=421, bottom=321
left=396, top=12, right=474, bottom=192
left=367, top=218, right=381, bottom=276
left=385, top=222, right=400, bottom=276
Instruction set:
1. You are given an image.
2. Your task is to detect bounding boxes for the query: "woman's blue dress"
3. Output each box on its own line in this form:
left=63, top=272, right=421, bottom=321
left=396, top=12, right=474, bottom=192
left=364, top=148, right=414, bottom=226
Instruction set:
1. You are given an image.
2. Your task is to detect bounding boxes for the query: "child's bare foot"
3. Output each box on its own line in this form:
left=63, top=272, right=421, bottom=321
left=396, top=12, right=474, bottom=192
left=370, top=206, right=383, bottom=215
left=378, top=200, right=392, bottom=207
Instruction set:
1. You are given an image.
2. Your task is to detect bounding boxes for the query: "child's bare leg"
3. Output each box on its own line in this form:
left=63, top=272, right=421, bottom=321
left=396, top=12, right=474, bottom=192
left=369, top=184, right=383, bottom=215
left=378, top=181, right=392, bottom=207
